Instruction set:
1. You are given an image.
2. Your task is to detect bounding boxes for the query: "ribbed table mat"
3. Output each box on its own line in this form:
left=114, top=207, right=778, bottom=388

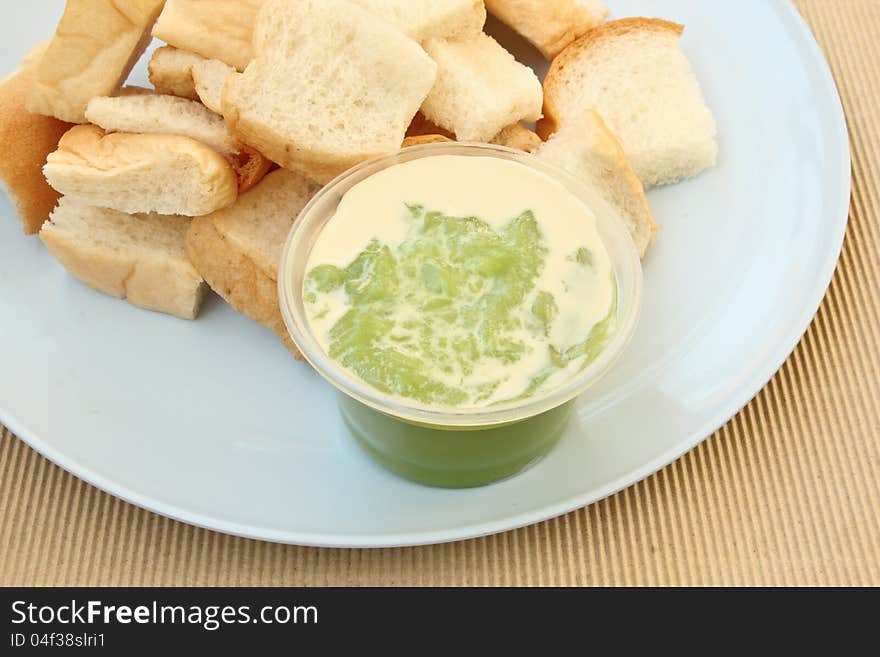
left=2, top=0, right=878, bottom=587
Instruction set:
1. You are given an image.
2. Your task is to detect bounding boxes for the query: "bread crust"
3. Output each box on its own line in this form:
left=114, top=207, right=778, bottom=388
left=402, top=134, right=454, bottom=147
left=222, top=85, right=351, bottom=184
left=223, top=94, right=366, bottom=184
left=486, top=0, right=608, bottom=60
left=222, top=0, right=437, bottom=184
left=152, top=0, right=266, bottom=71
left=537, top=17, right=684, bottom=140
left=350, top=0, right=487, bottom=42
left=186, top=214, right=300, bottom=356
left=228, top=146, right=274, bottom=194
left=490, top=123, right=542, bottom=152
left=191, top=58, right=236, bottom=114
left=148, top=45, right=202, bottom=100
left=27, top=0, right=167, bottom=123
left=84, top=93, right=272, bottom=194
left=406, top=112, right=455, bottom=140
left=420, top=33, right=542, bottom=142
left=39, top=200, right=206, bottom=319
left=44, top=125, right=239, bottom=216
left=535, top=109, right=656, bottom=257
left=580, top=109, right=656, bottom=256
left=0, top=57, right=72, bottom=234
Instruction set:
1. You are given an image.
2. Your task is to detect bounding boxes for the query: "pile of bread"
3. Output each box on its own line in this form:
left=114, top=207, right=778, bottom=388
left=0, top=0, right=717, bottom=356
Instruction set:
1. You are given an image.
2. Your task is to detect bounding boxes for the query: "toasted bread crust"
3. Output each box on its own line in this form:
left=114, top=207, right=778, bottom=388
left=0, top=62, right=72, bottom=234
left=402, top=134, right=454, bottom=147
left=537, top=17, right=684, bottom=139
left=186, top=214, right=301, bottom=356
left=227, top=147, right=274, bottom=194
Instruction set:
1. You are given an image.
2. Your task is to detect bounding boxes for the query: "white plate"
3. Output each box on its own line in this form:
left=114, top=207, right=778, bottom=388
left=0, top=1, right=849, bottom=547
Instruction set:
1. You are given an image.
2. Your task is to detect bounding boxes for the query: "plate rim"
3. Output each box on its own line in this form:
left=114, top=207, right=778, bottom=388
left=0, top=1, right=852, bottom=548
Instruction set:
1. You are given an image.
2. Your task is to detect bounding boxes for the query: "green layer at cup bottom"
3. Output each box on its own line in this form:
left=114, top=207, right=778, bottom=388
left=339, top=394, right=573, bottom=488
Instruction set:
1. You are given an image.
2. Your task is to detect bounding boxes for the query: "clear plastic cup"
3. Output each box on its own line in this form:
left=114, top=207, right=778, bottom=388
left=278, top=143, right=643, bottom=487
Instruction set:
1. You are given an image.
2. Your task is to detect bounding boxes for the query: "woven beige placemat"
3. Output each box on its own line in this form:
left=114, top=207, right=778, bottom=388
left=1, top=0, right=878, bottom=587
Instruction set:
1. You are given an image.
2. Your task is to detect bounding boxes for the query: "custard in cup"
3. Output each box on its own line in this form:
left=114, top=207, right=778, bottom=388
left=279, top=143, right=642, bottom=488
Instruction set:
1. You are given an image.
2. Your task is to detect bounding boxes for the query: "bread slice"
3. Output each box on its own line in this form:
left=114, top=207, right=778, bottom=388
left=535, top=110, right=656, bottom=258
left=186, top=168, right=320, bottom=355
left=490, top=123, right=542, bottom=152
left=44, top=125, right=239, bottom=217
left=26, top=0, right=166, bottom=123
left=421, top=33, right=543, bottom=142
left=191, top=59, right=236, bottom=114
left=40, top=196, right=206, bottom=319
left=0, top=44, right=73, bottom=234
left=154, top=0, right=486, bottom=50
left=349, top=0, right=486, bottom=42
left=222, top=0, right=437, bottom=184
left=152, top=0, right=266, bottom=71
left=147, top=45, right=202, bottom=100
left=485, top=0, right=607, bottom=60
left=538, top=18, right=718, bottom=186
left=147, top=46, right=236, bottom=114
left=84, top=94, right=272, bottom=193
left=86, top=94, right=239, bottom=155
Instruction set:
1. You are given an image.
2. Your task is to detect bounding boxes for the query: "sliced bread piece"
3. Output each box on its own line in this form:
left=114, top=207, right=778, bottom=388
left=186, top=168, right=320, bottom=355
left=44, top=125, right=238, bottom=216
left=147, top=45, right=203, bottom=100
left=86, top=94, right=238, bottom=155
left=485, top=0, right=607, bottom=60
left=535, top=110, right=656, bottom=257
left=0, top=43, right=73, bottom=234
left=349, top=0, right=486, bottom=42
left=421, top=33, right=543, bottom=142
left=148, top=46, right=236, bottom=114
left=27, top=0, right=167, bottom=123
left=40, top=196, right=206, bottom=319
left=538, top=18, right=718, bottom=186
left=222, top=0, right=437, bottom=184
left=153, top=0, right=484, bottom=58
left=84, top=94, right=272, bottom=193
left=191, top=59, right=236, bottom=114
left=490, top=123, right=542, bottom=152
left=152, top=0, right=266, bottom=71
